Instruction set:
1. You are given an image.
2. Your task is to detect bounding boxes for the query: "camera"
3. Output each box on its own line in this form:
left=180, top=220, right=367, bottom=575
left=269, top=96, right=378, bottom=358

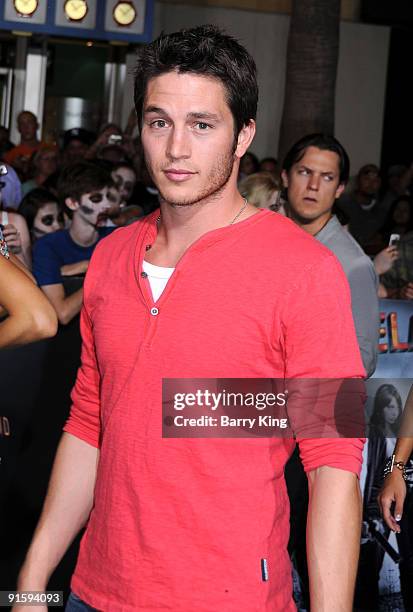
left=389, top=233, right=400, bottom=248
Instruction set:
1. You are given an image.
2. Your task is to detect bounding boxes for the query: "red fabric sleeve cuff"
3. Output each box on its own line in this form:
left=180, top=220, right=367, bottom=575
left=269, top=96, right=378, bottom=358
left=298, top=437, right=365, bottom=477
left=63, top=421, right=100, bottom=449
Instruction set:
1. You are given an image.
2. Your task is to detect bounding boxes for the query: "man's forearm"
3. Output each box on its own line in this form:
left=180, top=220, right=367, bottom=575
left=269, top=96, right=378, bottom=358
left=18, top=433, right=99, bottom=589
left=306, top=466, right=362, bottom=612
left=45, top=287, right=83, bottom=326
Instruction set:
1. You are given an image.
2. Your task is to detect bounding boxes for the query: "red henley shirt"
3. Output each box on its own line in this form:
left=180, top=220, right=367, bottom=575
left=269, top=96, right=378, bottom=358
left=64, top=209, right=365, bottom=611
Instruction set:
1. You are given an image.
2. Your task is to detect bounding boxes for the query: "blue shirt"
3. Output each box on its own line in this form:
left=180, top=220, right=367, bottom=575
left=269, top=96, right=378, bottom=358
left=33, top=228, right=113, bottom=287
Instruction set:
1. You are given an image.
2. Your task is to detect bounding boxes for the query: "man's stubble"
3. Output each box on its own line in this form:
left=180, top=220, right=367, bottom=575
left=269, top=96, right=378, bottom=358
left=146, top=146, right=236, bottom=208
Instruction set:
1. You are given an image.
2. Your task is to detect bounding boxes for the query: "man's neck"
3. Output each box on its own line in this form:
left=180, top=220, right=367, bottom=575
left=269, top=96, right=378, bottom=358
left=146, top=185, right=257, bottom=267
left=69, top=216, right=100, bottom=247
left=292, top=212, right=333, bottom=237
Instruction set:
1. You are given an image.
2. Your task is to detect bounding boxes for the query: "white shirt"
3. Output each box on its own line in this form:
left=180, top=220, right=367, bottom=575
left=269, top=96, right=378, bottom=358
left=142, top=260, right=174, bottom=302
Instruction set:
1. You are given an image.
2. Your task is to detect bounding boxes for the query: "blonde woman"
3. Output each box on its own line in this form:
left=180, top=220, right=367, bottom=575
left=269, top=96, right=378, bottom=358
left=239, top=171, right=284, bottom=214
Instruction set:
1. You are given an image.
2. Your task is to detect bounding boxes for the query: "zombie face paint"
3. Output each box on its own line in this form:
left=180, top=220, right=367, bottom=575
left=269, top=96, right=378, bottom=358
left=76, top=187, right=111, bottom=227
left=107, top=187, right=122, bottom=216
left=111, top=167, right=137, bottom=205
left=32, top=202, right=61, bottom=239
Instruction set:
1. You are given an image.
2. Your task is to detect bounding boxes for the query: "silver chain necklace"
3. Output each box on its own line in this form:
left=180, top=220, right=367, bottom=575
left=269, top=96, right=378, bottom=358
left=156, top=198, right=249, bottom=227
left=229, top=197, right=248, bottom=225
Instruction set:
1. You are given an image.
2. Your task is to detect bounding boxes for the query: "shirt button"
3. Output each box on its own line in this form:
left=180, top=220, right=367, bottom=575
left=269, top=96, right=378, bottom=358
left=150, top=307, right=159, bottom=316
left=141, top=271, right=148, bottom=278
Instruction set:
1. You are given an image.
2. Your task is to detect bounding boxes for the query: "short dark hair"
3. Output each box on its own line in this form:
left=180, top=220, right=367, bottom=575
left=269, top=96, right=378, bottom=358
left=282, top=133, right=350, bottom=185
left=357, top=164, right=380, bottom=179
left=18, top=188, right=59, bottom=230
left=57, top=161, right=111, bottom=205
left=134, top=24, right=258, bottom=138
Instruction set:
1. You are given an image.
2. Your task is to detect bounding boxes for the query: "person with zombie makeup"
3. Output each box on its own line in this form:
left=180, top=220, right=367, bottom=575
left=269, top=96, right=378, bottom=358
left=32, top=162, right=113, bottom=325
left=111, top=161, right=137, bottom=207
left=18, top=189, right=62, bottom=242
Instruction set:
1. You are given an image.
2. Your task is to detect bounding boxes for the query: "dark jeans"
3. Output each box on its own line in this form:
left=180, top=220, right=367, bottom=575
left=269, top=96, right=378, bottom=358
left=65, top=592, right=99, bottom=612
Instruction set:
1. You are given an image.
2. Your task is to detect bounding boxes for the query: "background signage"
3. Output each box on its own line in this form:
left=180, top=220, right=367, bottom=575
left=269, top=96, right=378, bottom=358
left=0, top=0, right=153, bottom=42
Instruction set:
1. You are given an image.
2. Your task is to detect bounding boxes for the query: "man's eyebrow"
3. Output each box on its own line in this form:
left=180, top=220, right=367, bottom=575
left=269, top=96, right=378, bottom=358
left=144, top=105, right=166, bottom=115
left=186, top=112, right=220, bottom=121
left=298, top=165, right=336, bottom=175
left=143, top=107, right=220, bottom=121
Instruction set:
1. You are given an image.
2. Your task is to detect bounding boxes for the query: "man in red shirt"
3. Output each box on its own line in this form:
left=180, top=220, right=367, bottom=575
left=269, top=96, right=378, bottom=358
left=16, top=26, right=365, bottom=612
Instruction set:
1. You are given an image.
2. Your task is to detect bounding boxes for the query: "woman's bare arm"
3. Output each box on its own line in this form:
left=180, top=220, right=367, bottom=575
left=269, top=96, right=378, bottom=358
left=0, top=254, right=57, bottom=347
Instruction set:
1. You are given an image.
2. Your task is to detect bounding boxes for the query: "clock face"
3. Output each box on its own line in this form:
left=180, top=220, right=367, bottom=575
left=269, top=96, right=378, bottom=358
left=113, top=1, right=137, bottom=27
left=13, top=0, right=38, bottom=16
left=64, top=0, right=89, bottom=22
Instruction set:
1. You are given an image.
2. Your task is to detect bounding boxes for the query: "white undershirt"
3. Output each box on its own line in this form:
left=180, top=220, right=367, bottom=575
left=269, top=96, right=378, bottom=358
left=142, top=260, right=175, bottom=302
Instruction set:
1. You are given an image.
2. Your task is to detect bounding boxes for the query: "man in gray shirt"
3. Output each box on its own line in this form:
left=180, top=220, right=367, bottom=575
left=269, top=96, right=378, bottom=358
left=281, top=133, right=379, bottom=377
left=281, top=133, right=379, bottom=609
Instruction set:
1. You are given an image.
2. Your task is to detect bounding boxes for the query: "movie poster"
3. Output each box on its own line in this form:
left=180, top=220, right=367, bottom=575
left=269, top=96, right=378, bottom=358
left=359, top=300, right=413, bottom=612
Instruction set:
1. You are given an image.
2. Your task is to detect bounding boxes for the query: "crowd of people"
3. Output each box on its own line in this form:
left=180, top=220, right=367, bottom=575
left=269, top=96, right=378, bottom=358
left=1, top=107, right=413, bottom=330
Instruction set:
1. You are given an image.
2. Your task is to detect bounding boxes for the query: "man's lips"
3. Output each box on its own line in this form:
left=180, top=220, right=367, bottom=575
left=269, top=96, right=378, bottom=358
left=163, top=169, right=196, bottom=182
left=303, top=196, right=317, bottom=202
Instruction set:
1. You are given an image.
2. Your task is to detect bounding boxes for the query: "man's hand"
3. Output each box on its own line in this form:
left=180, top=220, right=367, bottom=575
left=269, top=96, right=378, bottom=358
left=400, top=282, right=413, bottom=300
left=2, top=223, right=22, bottom=254
left=374, top=246, right=399, bottom=275
left=378, top=470, right=406, bottom=533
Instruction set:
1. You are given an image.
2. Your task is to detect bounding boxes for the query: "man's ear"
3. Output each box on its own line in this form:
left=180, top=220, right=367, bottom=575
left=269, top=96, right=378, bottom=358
left=281, top=169, right=289, bottom=189
left=335, top=183, right=345, bottom=199
left=65, top=197, right=79, bottom=212
left=234, top=120, right=256, bottom=159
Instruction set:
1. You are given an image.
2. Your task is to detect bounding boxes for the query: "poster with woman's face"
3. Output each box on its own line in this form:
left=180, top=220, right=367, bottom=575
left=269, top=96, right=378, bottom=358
left=360, top=296, right=413, bottom=612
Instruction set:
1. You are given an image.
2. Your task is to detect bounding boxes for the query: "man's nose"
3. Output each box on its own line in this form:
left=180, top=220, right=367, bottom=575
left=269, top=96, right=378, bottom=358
left=308, top=174, right=321, bottom=191
left=101, top=196, right=111, bottom=210
left=166, top=126, right=191, bottom=160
